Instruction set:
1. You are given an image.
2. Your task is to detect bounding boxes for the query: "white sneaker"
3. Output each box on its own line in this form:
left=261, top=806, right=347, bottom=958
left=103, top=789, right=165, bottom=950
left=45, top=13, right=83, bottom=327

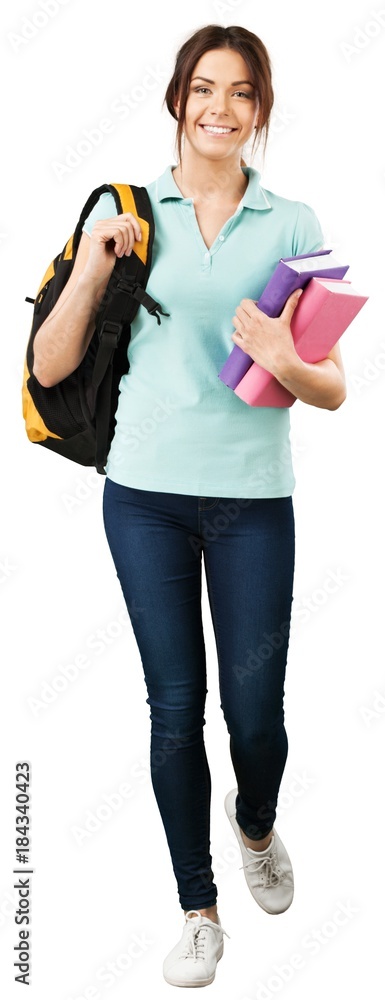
left=225, top=788, right=294, bottom=914
left=163, top=910, right=230, bottom=987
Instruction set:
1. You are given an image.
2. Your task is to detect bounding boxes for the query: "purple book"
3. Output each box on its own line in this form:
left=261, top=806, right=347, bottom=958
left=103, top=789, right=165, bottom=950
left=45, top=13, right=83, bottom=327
left=218, top=249, right=349, bottom=390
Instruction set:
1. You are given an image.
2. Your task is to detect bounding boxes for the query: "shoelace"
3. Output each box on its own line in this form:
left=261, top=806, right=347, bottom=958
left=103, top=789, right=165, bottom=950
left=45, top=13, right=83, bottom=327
left=180, top=917, right=230, bottom=963
left=240, top=846, right=286, bottom=886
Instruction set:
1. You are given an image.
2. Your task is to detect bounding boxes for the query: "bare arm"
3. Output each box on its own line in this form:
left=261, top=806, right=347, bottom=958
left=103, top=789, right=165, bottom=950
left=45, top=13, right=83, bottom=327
left=32, top=235, right=110, bottom=387
left=269, top=340, right=346, bottom=410
left=32, top=212, right=143, bottom=388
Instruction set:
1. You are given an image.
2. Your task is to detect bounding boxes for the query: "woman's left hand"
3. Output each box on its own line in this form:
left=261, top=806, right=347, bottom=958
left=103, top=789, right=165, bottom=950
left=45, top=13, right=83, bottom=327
left=231, top=288, right=303, bottom=375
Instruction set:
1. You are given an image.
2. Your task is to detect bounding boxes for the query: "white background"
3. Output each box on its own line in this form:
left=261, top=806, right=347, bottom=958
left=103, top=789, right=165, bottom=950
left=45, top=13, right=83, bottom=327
left=1, top=0, right=384, bottom=997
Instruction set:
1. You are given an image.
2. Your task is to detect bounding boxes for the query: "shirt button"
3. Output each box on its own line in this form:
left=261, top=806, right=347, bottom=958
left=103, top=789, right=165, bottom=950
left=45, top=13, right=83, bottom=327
left=219, top=235, right=225, bottom=241
left=205, top=252, right=210, bottom=260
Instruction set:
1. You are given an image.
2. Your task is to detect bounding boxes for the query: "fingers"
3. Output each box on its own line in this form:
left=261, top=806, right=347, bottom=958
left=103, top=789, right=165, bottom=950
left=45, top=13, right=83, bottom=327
left=117, top=212, right=142, bottom=244
left=235, top=298, right=258, bottom=319
left=91, top=213, right=143, bottom=257
left=236, top=292, right=302, bottom=330
left=281, top=288, right=303, bottom=322
left=232, top=299, right=257, bottom=332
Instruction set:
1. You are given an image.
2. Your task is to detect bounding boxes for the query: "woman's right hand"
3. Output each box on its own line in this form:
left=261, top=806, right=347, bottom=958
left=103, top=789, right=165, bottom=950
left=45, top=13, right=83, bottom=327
left=83, top=212, right=143, bottom=284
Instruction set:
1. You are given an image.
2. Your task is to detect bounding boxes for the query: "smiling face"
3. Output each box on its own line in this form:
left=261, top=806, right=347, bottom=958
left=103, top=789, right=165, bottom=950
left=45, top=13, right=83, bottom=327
left=174, top=48, right=260, bottom=163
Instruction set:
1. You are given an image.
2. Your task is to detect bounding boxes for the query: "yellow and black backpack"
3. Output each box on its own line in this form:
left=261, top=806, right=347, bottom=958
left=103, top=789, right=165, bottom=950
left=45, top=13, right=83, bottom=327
left=22, top=183, right=169, bottom=473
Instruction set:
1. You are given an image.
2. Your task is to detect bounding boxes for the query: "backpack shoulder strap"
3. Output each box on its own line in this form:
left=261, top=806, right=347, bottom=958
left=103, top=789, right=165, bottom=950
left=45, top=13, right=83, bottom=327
left=70, top=181, right=152, bottom=265
left=92, top=182, right=168, bottom=342
left=86, top=182, right=168, bottom=474
left=108, top=183, right=161, bottom=318
left=109, top=183, right=152, bottom=269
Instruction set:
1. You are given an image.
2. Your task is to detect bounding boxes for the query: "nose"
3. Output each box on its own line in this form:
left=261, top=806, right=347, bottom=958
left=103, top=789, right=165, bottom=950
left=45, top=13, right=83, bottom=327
left=209, top=91, right=230, bottom=116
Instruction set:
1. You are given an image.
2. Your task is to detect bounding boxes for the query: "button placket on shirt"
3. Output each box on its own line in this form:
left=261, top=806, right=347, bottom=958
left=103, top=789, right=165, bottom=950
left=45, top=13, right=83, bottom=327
left=207, top=208, right=244, bottom=270
left=184, top=199, right=243, bottom=273
left=201, top=229, right=229, bottom=271
left=202, top=250, right=211, bottom=272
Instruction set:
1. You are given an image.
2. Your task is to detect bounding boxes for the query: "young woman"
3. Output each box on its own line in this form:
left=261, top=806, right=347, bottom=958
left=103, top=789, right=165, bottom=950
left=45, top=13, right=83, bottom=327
left=32, top=23, right=346, bottom=989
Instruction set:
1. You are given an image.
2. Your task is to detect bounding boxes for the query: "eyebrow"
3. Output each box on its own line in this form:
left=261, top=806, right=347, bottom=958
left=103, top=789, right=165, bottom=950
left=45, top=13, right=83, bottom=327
left=190, top=76, right=255, bottom=87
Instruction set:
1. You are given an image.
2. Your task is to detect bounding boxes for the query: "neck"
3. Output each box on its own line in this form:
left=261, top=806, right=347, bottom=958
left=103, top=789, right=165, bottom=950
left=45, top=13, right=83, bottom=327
left=173, top=148, right=248, bottom=203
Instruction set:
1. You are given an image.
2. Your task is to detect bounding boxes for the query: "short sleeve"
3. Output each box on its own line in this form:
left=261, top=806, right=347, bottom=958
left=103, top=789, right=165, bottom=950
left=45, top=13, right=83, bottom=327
left=82, top=191, right=118, bottom=236
left=291, top=201, right=324, bottom=256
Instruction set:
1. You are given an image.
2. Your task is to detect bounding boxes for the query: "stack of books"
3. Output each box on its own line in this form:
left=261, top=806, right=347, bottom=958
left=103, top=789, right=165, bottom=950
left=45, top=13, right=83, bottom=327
left=218, top=250, right=368, bottom=407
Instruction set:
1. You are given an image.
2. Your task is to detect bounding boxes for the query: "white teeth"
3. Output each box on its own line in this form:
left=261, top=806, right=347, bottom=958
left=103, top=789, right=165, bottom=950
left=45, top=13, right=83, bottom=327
left=202, top=125, right=234, bottom=134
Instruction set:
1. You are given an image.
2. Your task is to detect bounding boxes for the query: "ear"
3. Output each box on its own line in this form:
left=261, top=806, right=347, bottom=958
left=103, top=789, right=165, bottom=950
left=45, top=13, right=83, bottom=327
left=173, top=95, right=180, bottom=120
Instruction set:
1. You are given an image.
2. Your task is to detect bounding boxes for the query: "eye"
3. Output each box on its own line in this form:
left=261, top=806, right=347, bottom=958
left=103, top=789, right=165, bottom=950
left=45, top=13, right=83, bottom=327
left=192, top=86, right=253, bottom=99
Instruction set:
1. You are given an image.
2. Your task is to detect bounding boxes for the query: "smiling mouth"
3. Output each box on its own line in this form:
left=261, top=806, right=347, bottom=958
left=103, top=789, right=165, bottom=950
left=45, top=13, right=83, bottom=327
left=199, top=124, right=237, bottom=135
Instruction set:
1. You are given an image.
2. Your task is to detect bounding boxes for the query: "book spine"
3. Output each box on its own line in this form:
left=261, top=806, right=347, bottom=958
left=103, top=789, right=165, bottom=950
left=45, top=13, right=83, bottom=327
left=234, top=359, right=292, bottom=407
left=256, top=262, right=301, bottom=317
left=218, top=262, right=296, bottom=389
left=217, top=343, right=254, bottom=388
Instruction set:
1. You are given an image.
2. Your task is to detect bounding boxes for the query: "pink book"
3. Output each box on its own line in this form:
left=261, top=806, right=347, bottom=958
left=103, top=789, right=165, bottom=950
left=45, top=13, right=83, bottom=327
left=234, top=277, right=368, bottom=407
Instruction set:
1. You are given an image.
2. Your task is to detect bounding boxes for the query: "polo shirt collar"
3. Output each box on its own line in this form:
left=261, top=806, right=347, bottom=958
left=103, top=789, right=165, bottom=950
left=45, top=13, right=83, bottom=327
left=155, top=165, right=271, bottom=210
left=240, top=167, right=272, bottom=210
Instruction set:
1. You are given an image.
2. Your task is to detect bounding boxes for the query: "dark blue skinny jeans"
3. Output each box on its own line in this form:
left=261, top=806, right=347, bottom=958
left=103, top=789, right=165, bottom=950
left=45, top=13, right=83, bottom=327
left=103, top=477, right=295, bottom=912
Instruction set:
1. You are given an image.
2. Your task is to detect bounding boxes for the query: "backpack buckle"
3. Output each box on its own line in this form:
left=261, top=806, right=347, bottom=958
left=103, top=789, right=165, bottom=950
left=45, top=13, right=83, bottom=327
left=98, top=320, right=123, bottom=344
left=116, top=277, right=136, bottom=294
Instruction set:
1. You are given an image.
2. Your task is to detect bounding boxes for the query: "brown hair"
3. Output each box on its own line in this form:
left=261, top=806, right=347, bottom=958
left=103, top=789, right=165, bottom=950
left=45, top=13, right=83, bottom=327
left=164, top=24, right=274, bottom=164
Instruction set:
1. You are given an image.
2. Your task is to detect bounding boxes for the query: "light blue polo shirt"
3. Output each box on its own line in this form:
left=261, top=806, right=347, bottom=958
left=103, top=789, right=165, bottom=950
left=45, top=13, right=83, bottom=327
left=82, top=165, right=324, bottom=497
